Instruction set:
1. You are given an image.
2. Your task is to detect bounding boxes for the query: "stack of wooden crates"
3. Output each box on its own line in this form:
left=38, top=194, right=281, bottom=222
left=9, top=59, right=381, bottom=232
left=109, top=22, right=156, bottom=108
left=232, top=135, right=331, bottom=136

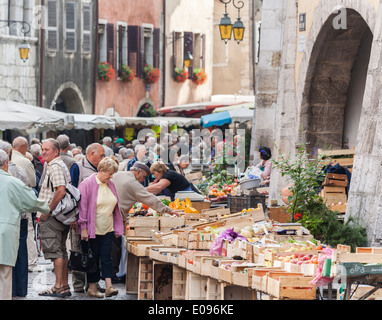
left=318, top=148, right=355, bottom=217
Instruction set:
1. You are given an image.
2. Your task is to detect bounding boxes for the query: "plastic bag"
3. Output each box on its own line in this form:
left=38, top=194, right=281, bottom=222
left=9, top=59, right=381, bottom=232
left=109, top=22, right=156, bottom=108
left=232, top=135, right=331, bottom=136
left=209, top=227, right=248, bottom=256
left=310, top=247, right=334, bottom=287
left=244, top=166, right=263, bottom=180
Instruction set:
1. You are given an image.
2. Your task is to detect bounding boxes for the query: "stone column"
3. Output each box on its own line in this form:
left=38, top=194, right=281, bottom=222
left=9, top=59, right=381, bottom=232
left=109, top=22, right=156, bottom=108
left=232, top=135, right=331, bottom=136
left=346, top=0, right=382, bottom=245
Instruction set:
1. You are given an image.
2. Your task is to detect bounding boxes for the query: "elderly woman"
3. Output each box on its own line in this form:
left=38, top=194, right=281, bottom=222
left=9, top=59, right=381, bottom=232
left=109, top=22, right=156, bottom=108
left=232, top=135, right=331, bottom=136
left=146, top=161, right=192, bottom=200
left=167, top=154, right=190, bottom=176
left=77, top=157, right=124, bottom=298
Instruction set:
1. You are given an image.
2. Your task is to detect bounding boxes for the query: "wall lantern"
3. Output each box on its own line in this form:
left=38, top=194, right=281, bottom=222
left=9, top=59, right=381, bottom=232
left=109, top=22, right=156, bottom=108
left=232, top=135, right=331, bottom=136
left=219, top=0, right=245, bottom=44
left=184, top=51, right=194, bottom=68
left=0, top=20, right=31, bottom=62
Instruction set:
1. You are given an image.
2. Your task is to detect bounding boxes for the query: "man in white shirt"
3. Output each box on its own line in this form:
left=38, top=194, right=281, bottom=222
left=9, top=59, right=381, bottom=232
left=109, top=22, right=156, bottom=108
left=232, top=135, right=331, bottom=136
left=11, top=136, right=36, bottom=188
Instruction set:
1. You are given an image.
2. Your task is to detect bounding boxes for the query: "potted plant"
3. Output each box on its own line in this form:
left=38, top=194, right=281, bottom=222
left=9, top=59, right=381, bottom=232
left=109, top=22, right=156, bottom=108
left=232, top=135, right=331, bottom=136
left=120, top=64, right=136, bottom=82
left=174, top=67, right=189, bottom=83
left=143, top=64, right=160, bottom=84
left=192, top=68, right=207, bottom=85
left=137, top=103, right=158, bottom=117
left=98, top=61, right=115, bottom=82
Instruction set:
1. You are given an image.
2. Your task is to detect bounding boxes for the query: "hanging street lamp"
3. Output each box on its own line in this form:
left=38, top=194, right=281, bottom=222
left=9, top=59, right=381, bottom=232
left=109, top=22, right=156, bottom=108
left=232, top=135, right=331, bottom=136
left=0, top=20, right=31, bottom=62
left=218, top=0, right=245, bottom=44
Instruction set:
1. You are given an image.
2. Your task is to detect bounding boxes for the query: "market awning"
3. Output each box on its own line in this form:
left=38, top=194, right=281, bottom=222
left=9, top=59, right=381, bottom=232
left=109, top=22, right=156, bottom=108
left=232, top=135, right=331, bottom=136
left=200, top=107, right=254, bottom=128
left=212, top=102, right=254, bottom=113
left=158, top=101, right=248, bottom=115
left=0, top=100, right=75, bottom=133
left=68, top=113, right=116, bottom=130
left=118, top=116, right=201, bottom=127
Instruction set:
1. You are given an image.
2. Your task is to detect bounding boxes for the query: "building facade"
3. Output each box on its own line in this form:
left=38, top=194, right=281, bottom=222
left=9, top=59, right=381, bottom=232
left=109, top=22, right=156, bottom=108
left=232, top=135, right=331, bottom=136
left=253, top=0, right=382, bottom=245
left=95, top=0, right=163, bottom=118
left=41, top=0, right=97, bottom=115
left=0, top=0, right=39, bottom=106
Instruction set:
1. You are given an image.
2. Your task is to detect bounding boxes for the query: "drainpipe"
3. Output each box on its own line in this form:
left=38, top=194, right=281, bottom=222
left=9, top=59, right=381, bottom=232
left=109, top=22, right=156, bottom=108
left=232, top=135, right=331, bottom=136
left=161, top=0, right=166, bottom=108
left=39, top=0, right=44, bottom=109
left=93, top=0, right=99, bottom=114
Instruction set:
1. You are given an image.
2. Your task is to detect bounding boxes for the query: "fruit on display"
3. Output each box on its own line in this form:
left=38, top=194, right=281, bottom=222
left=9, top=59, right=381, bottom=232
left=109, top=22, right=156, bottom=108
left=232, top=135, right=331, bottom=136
left=276, top=253, right=319, bottom=265
left=168, top=197, right=199, bottom=213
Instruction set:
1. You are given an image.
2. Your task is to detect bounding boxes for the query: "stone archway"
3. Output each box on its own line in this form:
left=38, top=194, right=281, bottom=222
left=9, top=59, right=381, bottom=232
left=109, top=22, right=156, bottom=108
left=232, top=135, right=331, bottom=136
left=50, top=82, right=86, bottom=114
left=300, top=8, right=373, bottom=150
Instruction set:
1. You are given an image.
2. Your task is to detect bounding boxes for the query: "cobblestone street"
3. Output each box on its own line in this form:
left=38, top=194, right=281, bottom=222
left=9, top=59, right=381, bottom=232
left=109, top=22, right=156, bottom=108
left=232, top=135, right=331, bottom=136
left=13, top=256, right=137, bottom=301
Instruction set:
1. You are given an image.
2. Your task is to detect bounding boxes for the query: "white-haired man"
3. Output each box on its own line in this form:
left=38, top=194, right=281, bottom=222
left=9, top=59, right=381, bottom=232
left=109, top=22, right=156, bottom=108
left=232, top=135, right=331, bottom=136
left=11, top=136, right=36, bottom=188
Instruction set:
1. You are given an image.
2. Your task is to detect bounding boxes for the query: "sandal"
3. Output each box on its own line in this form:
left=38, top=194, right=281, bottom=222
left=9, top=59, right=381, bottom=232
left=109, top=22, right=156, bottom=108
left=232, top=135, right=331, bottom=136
left=38, top=286, right=66, bottom=298
left=61, top=284, right=72, bottom=297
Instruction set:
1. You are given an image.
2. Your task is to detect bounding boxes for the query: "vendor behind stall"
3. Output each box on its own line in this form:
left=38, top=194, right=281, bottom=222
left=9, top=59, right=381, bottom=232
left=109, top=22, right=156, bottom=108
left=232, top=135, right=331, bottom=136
left=255, top=146, right=272, bottom=186
left=112, top=162, right=177, bottom=219
left=146, top=161, right=192, bottom=200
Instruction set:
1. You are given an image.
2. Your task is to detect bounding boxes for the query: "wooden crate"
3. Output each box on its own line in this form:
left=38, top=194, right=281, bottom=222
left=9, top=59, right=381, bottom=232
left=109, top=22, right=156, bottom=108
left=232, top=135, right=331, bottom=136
left=356, top=247, right=382, bottom=254
left=185, top=271, right=207, bottom=300
left=266, top=272, right=316, bottom=300
left=149, top=247, right=180, bottom=263
left=319, top=148, right=355, bottom=173
left=332, top=250, right=382, bottom=264
left=127, top=240, right=160, bottom=257
left=138, top=258, right=153, bottom=300
left=126, top=252, right=139, bottom=294
left=217, top=260, right=250, bottom=284
left=176, top=230, right=216, bottom=250
left=172, top=266, right=186, bottom=300
left=192, top=201, right=211, bottom=213
left=231, top=264, right=262, bottom=287
left=267, top=206, right=290, bottom=223
left=186, top=251, right=211, bottom=274
left=322, top=173, right=348, bottom=187
left=206, top=277, right=223, bottom=300
left=159, top=216, right=186, bottom=233
left=200, top=207, right=230, bottom=221
left=251, top=268, right=285, bottom=292
left=200, top=256, right=225, bottom=278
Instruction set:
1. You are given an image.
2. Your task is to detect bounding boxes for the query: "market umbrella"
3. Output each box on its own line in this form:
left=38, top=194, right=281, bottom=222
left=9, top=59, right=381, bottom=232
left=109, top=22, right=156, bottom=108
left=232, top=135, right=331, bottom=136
left=200, top=107, right=254, bottom=128
left=68, top=113, right=116, bottom=130
left=0, top=100, right=75, bottom=133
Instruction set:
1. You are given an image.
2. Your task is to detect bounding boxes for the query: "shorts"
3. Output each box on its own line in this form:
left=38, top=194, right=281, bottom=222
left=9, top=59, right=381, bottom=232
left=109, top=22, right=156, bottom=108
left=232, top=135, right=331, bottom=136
left=40, top=216, right=70, bottom=260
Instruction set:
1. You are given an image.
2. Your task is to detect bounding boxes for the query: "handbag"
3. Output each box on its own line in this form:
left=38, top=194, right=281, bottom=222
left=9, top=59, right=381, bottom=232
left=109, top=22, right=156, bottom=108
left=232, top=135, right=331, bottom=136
left=68, top=241, right=97, bottom=273
left=48, top=162, right=81, bottom=225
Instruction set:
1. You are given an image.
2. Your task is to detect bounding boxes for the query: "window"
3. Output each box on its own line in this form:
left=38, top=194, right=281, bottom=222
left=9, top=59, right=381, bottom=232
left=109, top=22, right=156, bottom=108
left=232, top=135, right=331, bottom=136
left=46, top=0, right=58, bottom=51
left=117, top=22, right=128, bottom=76
left=193, top=33, right=205, bottom=69
left=82, top=3, right=92, bottom=53
left=64, top=1, right=76, bottom=52
left=98, top=20, right=107, bottom=62
left=142, top=24, right=154, bottom=67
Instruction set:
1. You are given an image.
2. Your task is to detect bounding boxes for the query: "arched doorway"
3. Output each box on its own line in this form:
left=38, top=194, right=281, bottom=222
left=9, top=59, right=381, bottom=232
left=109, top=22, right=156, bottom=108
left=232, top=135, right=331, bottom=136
left=301, top=9, right=373, bottom=150
left=54, top=88, right=84, bottom=114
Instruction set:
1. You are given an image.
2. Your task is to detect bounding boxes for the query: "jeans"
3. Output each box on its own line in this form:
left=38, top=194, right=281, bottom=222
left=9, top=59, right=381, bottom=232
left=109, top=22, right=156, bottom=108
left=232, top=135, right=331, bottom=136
left=12, top=219, right=28, bottom=297
left=81, top=232, right=114, bottom=283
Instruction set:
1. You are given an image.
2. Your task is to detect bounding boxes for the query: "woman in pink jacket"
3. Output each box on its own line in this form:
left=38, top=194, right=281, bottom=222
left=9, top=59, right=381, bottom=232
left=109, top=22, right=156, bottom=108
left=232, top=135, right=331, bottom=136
left=77, top=157, right=123, bottom=298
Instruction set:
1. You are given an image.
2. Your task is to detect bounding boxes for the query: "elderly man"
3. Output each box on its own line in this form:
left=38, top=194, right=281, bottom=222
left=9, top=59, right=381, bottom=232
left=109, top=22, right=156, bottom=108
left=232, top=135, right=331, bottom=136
left=11, top=136, right=36, bottom=188
left=118, top=148, right=135, bottom=171
left=102, top=136, right=114, bottom=157
left=113, top=161, right=176, bottom=219
left=69, top=142, right=105, bottom=293
left=57, top=134, right=75, bottom=170
left=0, top=150, right=50, bottom=300
left=37, top=138, right=72, bottom=297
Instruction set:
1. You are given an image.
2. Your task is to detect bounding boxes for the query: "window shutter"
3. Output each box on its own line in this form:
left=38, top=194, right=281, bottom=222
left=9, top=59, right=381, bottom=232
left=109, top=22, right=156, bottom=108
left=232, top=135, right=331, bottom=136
left=118, top=25, right=124, bottom=75
left=107, top=23, right=115, bottom=68
left=65, top=2, right=76, bottom=51
left=47, top=0, right=58, bottom=50
left=128, top=25, right=140, bottom=77
left=139, top=26, right=145, bottom=77
left=153, top=28, right=160, bottom=69
left=202, top=34, right=206, bottom=69
left=82, top=4, right=91, bottom=52
left=184, top=31, right=194, bottom=79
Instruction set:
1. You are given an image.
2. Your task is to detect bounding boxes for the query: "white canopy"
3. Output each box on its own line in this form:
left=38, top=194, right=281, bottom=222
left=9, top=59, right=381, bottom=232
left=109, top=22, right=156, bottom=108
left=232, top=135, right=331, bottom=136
left=118, top=116, right=201, bottom=127
left=0, top=100, right=75, bottom=133
left=69, top=113, right=116, bottom=130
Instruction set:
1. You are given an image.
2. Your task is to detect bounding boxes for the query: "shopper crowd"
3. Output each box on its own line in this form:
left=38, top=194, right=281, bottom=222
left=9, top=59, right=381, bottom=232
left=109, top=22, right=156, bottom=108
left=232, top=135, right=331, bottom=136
left=0, top=132, right=198, bottom=300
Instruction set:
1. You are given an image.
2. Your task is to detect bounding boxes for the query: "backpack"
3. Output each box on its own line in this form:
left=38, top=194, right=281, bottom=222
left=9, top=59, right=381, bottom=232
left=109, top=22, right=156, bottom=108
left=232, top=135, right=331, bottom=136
left=48, top=162, right=81, bottom=225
